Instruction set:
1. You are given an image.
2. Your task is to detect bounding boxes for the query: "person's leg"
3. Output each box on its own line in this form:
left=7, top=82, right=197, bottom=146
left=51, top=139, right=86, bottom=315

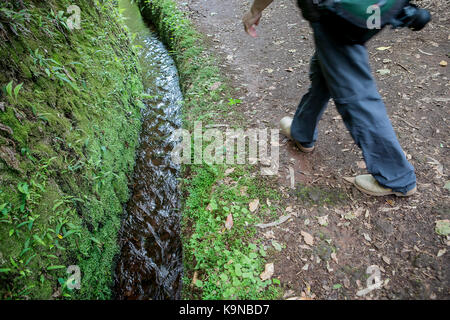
left=311, top=22, right=416, bottom=194
left=290, top=52, right=331, bottom=148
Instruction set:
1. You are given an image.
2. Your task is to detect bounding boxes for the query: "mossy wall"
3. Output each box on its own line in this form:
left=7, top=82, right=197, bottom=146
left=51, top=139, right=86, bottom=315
left=0, top=0, right=143, bottom=299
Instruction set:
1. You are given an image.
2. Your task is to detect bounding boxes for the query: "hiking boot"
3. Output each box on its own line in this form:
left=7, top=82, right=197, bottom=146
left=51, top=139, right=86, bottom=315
left=280, top=116, right=314, bottom=153
left=354, top=174, right=417, bottom=197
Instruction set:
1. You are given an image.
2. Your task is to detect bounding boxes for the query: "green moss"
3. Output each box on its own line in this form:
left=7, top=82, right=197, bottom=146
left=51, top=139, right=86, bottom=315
left=294, top=184, right=348, bottom=207
left=0, top=0, right=144, bottom=299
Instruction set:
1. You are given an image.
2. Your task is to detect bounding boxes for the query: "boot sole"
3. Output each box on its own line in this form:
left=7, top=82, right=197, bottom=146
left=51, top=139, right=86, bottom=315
left=280, top=117, right=315, bottom=153
left=295, top=142, right=314, bottom=153
left=354, top=183, right=417, bottom=197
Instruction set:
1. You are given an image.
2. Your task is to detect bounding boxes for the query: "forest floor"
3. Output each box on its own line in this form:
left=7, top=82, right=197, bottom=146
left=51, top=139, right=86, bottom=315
left=176, top=0, right=449, bottom=299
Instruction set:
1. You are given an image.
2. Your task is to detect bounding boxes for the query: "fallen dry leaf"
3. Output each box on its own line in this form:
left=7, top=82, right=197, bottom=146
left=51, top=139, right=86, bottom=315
left=287, top=296, right=313, bottom=300
left=260, top=263, right=274, bottom=281
left=386, top=199, right=395, bottom=206
left=427, top=156, right=444, bottom=176
left=301, top=231, right=314, bottom=246
left=331, top=252, right=339, bottom=264
left=435, top=220, right=450, bottom=236
left=255, top=214, right=291, bottom=229
left=224, top=167, right=235, bottom=176
left=209, top=81, right=222, bottom=91
left=317, top=215, right=328, bottom=226
left=263, top=230, right=275, bottom=239
left=380, top=206, right=400, bottom=212
left=377, top=68, right=391, bottom=75
left=249, top=199, right=260, bottom=212
left=225, top=213, right=233, bottom=230
left=191, top=271, right=198, bottom=287
left=0, top=122, right=13, bottom=136
left=344, top=207, right=363, bottom=220
left=343, top=176, right=356, bottom=184
left=0, top=145, right=20, bottom=171
left=283, top=290, right=295, bottom=299
left=300, top=290, right=314, bottom=300
left=437, top=249, right=446, bottom=257
left=357, top=161, right=366, bottom=169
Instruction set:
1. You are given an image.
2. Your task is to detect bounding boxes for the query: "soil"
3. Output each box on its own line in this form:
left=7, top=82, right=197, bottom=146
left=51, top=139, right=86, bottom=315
left=176, top=0, right=449, bottom=299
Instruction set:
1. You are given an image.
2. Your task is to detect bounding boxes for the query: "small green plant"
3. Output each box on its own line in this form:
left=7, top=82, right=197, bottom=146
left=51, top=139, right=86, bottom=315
left=5, top=80, right=13, bottom=97
left=4, top=81, right=23, bottom=102
left=30, top=49, right=78, bottom=90
left=14, top=83, right=23, bottom=101
left=49, top=9, right=70, bottom=34
left=227, top=98, right=242, bottom=106
left=182, top=164, right=281, bottom=299
left=0, top=7, right=31, bottom=43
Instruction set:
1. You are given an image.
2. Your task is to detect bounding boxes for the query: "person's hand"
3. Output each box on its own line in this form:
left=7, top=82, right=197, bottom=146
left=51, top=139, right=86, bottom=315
left=243, top=8, right=262, bottom=37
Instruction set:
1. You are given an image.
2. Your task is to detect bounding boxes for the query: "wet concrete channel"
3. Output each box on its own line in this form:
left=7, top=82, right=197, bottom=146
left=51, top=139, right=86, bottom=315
left=114, top=0, right=183, bottom=300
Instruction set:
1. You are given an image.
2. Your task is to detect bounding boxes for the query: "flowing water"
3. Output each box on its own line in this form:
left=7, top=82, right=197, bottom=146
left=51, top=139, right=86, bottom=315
left=114, top=0, right=183, bottom=300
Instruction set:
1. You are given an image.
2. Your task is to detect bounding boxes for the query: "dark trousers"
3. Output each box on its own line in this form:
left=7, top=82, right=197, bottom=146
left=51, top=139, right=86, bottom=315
left=290, top=22, right=416, bottom=194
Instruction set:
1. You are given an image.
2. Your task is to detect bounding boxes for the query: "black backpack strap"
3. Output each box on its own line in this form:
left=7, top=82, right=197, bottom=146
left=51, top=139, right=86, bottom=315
left=296, top=0, right=322, bottom=22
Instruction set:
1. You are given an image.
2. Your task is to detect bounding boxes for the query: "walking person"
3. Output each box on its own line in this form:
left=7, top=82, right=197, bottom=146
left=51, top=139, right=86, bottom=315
left=243, top=0, right=418, bottom=196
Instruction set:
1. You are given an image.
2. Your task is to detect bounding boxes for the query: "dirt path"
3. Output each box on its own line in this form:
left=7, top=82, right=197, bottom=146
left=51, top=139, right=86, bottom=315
left=178, top=0, right=449, bottom=299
